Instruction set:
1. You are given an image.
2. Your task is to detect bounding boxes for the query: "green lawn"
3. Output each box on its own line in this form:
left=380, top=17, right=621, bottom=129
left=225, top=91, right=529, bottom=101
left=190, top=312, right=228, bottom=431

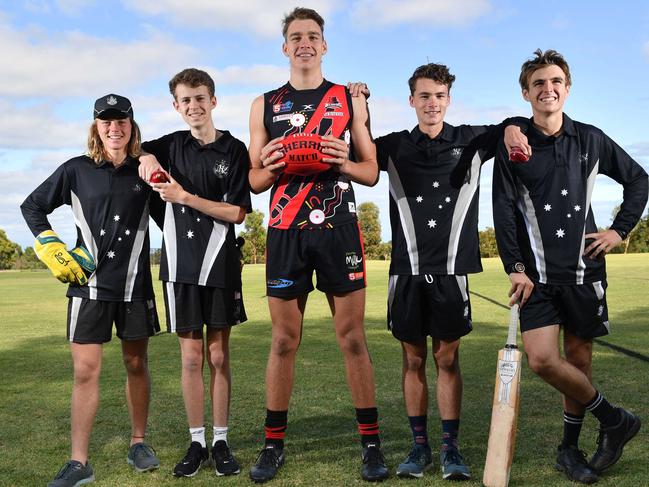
left=0, top=255, right=647, bottom=486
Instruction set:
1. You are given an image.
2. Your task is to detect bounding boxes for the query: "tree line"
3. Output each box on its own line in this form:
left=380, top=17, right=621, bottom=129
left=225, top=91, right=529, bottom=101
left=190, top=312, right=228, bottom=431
left=2, top=206, right=648, bottom=269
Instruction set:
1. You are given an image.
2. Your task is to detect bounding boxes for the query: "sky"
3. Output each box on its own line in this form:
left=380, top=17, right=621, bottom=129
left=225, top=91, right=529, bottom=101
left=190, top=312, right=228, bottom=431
left=2, top=0, right=648, bottom=248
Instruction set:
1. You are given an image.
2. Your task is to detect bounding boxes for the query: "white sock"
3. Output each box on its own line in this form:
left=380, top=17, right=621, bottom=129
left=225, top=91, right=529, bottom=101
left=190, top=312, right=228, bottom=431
left=212, top=426, right=228, bottom=446
left=190, top=426, right=206, bottom=447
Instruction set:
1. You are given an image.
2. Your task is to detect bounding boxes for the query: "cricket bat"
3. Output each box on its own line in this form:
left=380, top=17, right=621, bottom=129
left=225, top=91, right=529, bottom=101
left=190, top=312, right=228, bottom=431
left=482, top=303, right=522, bottom=487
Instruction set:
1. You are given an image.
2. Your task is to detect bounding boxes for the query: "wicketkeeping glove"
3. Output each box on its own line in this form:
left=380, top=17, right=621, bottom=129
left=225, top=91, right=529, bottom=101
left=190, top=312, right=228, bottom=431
left=34, top=230, right=94, bottom=285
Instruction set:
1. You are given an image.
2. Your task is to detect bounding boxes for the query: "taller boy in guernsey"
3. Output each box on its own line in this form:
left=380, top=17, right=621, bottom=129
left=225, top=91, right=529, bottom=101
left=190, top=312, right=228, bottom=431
left=247, top=7, right=387, bottom=483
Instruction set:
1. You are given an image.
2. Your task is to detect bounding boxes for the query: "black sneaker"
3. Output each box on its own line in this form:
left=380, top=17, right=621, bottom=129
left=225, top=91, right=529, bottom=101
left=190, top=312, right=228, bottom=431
left=249, top=445, right=285, bottom=483
left=212, top=440, right=240, bottom=476
left=173, top=441, right=209, bottom=477
left=127, top=442, right=160, bottom=472
left=589, top=408, right=641, bottom=473
left=47, top=460, right=94, bottom=487
left=555, top=444, right=598, bottom=484
left=361, top=443, right=389, bottom=482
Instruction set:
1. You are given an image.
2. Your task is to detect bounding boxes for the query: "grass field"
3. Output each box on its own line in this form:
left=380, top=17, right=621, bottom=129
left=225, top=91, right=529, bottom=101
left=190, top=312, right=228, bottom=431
left=1, top=255, right=647, bottom=486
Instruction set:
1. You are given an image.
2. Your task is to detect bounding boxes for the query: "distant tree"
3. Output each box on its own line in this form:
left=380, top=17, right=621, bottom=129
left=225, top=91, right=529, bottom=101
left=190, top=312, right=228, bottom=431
left=357, top=202, right=382, bottom=259
left=479, top=227, right=499, bottom=258
left=626, top=211, right=649, bottom=253
left=238, top=210, right=266, bottom=264
left=13, top=246, right=46, bottom=270
left=376, top=241, right=392, bottom=260
left=0, top=229, right=21, bottom=269
left=150, top=248, right=162, bottom=265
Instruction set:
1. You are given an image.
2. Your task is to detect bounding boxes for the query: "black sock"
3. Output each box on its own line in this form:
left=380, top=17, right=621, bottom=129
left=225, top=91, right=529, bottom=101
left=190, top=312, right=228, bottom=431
left=408, top=415, right=429, bottom=447
left=562, top=411, right=584, bottom=448
left=441, top=419, right=460, bottom=450
left=585, top=391, right=619, bottom=427
left=356, top=407, right=380, bottom=447
left=264, top=409, right=288, bottom=450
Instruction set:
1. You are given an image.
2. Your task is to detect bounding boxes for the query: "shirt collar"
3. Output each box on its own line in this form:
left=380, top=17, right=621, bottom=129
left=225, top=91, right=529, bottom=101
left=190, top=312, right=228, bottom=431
left=410, top=123, right=453, bottom=145
left=528, top=113, right=577, bottom=139
left=182, top=130, right=231, bottom=153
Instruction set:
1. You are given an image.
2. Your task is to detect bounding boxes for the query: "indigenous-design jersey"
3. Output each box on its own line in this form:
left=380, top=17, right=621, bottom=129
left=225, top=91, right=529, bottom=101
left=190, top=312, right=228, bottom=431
left=493, top=114, right=648, bottom=285
left=21, top=156, right=155, bottom=302
left=377, top=123, right=497, bottom=276
left=142, top=130, right=251, bottom=288
left=263, top=80, right=357, bottom=229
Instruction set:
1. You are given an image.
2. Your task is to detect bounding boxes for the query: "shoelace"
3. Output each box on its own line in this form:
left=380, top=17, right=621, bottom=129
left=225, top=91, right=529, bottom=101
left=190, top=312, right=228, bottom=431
left=407, top=446, right=427, bottom=463
left=54, top=461, right=81, bottom=479
left=213, top=443, right=233, bottom=463
left=364, top=447, right=385, bottom=465
left=257, top=448, right=280, bottom=467
left=182, top=444, right=204, bottom=463
left=132, top=443, right=156, bottom=459
left=442, top=448, right=463, bottom=466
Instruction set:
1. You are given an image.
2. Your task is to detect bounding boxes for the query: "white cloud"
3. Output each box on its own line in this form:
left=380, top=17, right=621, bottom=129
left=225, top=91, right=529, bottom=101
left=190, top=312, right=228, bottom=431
left=124, top=0, right=341, bottom=38
left=350, top=0, right=492, bottom=27
left=0, top=21, right=196, bottom=97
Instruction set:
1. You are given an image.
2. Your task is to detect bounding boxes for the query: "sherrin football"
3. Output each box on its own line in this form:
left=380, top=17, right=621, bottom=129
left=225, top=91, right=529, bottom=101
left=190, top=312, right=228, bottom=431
left=277, top=133, right=330, bottom=176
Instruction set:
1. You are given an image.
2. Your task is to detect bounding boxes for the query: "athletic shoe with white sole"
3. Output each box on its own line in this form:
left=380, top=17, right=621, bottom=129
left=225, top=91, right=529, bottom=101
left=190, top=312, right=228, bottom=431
left=212, top=440, right=240, bottom=476
left=173, top=441, right=209, bottom=477
left=396, top=444, right=433, bottom=478
left=440, top=447, right=471, bottom=480
left=250, top=444, right=285, bottom=483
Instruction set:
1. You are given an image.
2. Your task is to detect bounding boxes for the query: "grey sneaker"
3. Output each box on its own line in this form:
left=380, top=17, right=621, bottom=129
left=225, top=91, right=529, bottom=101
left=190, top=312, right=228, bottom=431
left=396, top=444, right=433, bottom=478
left=47, top=460, right=95, bottom=487
left=440, top=447, right=471, bottom=480
left=127, top=442, right=160, bottom=472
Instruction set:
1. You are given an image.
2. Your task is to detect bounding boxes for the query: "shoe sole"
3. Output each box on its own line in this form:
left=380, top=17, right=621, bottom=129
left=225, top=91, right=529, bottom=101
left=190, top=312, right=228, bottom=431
left=127, top=458, right=160, bottom=473
left=173, top=459, right=208, bottom=478
left=555, top=462, right=598, bottom=484
left=593, top=415, right=641, bottom=473
left=442, top=472, right=471, bottom=481
left=69, top=476, right=95, bottom=487
left=396, top=462, right=433, bottom=478
left=249, top=457, right=284, bottom=483
left=215, top=466, right=241, bottom=476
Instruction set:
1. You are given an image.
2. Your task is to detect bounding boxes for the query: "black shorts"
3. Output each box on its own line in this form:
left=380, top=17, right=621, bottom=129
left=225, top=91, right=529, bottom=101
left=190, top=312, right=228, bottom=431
left=265, top=222, right=366, bottom=298
left=163, top=282, right=247, bottom=333
left=387, top=274, right=473, bottom=343
left=67, top=297, right=160, bottom=344
left=520, top=280, right=610, bottom=339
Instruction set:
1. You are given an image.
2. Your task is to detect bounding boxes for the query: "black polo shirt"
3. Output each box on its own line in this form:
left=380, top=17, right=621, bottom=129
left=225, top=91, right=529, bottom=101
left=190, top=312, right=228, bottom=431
left=493, top=114, right=648, bottom=285
left=142, top=130, right=252, bottom=288
left=376, top=122, right=503, bottom=276
left=21, top=155, right=155, bottom=302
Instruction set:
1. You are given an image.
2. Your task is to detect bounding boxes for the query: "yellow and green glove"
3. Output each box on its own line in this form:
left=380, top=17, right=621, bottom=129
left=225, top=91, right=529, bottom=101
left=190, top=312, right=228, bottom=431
left=34, top=230, right=95, bottom=285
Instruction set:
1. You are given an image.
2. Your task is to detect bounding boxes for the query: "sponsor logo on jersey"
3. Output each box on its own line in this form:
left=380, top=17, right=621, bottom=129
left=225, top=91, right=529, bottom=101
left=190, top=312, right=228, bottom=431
left=325, top=96, right=342, bottom=110
left=267, top=278, right=294, bottom=288
left=301, top=104, right=315, bottom=111
left=348, top=202, right=356, bottom=213
left=273, top=114, right=293, bottom=123
left=273, top=101, right=293, bottom=113
left=323, top=111, right=344, bottom=118
left=346, top=252, right=363, bottom=270
left=213, top=159, right=229, bottom=177
left=132, top=182, right=143, bottom=193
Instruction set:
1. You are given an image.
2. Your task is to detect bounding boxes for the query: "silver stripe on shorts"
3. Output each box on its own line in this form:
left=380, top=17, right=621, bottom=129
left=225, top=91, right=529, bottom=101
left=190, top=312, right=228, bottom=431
left=68, top=297, right=82, bottom=342
left=166, top=281, right=177, bottom=333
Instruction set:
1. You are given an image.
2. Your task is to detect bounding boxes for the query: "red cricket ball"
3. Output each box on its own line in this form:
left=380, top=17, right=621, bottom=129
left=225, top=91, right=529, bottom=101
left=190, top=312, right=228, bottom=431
left=509, top=146, right=529, bottom=163
left=150, top=170, right=169, bottom=183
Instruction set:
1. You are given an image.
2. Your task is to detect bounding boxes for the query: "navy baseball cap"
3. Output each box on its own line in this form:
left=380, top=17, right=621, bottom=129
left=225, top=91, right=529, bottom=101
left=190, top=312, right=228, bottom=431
left=94, top=94, right=133, bottom=119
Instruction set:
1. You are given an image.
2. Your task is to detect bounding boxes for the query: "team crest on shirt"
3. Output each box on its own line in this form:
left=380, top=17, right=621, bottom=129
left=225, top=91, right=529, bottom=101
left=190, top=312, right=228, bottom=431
left=324, top=96, right=344, bottom=117
left=213, top=159, right=229, bottom=177
left=580, top=152, right=589, bottom=163
left=451, top=147, right=463, bottom=159
left=273, top=101, right=293, bottom=113
left=132, top=182, right=143, bottom=193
